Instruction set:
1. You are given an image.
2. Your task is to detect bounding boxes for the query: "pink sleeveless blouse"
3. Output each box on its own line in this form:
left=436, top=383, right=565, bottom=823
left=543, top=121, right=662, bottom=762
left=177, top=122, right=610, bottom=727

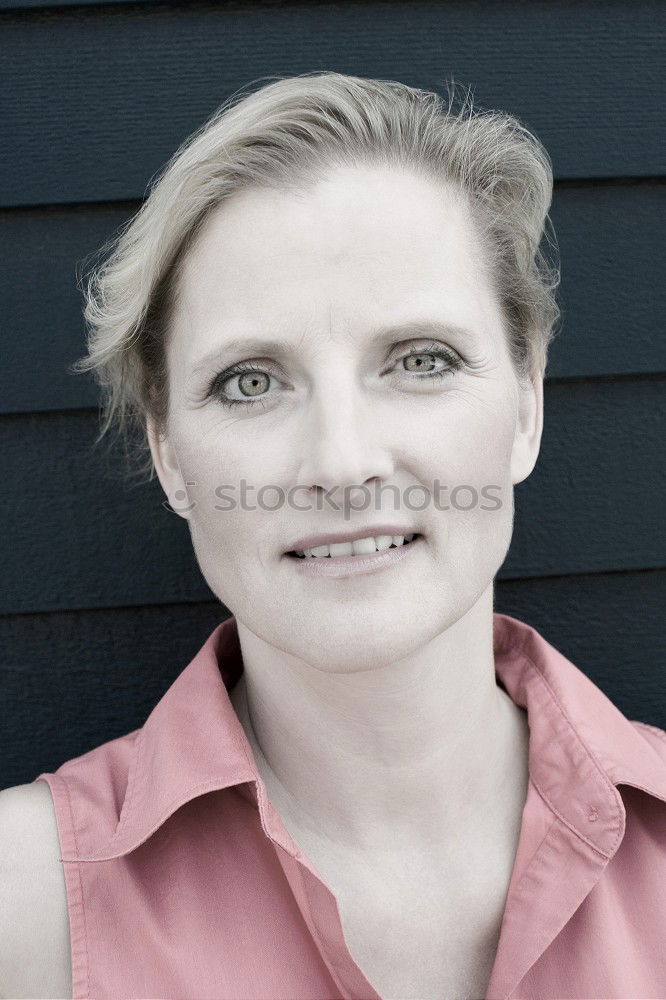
left=34, top=612, right=666, bottom=999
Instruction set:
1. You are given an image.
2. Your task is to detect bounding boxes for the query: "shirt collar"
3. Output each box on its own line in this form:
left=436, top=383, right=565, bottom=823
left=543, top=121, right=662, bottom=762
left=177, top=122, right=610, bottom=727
left=74, top=612, right=666, bottom=863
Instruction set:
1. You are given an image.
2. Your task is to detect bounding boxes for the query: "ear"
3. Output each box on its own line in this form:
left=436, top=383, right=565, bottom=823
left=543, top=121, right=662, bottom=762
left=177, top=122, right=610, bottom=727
left=510, top=370, right=544, bottom=486
left=146, top=415, right=195, bottom=522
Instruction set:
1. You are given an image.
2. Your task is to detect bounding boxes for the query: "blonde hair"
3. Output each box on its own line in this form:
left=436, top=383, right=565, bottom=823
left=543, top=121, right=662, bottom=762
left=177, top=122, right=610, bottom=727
left=72, top=71, right=560, bottom=482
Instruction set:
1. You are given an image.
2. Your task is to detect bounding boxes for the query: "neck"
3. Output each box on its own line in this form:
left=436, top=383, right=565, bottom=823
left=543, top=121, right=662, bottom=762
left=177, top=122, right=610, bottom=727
left=229, top=587, right=530, bottom=860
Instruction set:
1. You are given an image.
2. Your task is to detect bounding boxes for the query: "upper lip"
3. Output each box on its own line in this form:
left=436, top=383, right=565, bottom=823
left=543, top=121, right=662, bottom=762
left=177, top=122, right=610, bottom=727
left=285, top=525, right=420, bottom=553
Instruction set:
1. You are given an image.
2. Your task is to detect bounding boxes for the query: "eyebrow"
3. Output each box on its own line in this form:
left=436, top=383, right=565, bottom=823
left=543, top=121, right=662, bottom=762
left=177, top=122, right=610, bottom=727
left=189, top=320, right=477, bottom=376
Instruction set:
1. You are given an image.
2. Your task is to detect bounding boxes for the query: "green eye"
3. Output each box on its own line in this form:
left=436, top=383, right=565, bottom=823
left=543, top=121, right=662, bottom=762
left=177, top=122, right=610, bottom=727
left=395, top=342, right=463, bottom=380
left=236, top=371, right=270, bottom=397
left=403, top=353, right=439, bottom=373
left=206, top=362, right=278, bottom=410
left=206, top=341, right=464, bottom=411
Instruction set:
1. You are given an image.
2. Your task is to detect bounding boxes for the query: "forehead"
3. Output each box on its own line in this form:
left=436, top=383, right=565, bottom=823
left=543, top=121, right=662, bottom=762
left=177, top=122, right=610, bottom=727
left=171, top=165, right=499, bottom=355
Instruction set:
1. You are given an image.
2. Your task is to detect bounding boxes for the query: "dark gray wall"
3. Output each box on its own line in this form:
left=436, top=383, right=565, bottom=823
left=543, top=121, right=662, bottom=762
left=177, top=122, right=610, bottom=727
left=1, top=0, right=664, bottom=789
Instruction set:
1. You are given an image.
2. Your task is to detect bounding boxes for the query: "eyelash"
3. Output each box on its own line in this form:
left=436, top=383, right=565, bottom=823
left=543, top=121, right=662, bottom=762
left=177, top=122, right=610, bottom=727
left=204, top=342, right=464, bottom=410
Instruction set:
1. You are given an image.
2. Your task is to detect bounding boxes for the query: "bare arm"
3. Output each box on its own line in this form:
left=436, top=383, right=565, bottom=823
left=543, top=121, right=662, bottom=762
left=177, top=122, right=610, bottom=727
left=0, top=781, right=72, bottom=999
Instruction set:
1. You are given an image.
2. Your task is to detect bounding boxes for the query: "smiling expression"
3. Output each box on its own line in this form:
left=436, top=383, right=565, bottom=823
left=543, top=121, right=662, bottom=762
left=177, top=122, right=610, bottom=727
left=148, top=164, right=542, bottom=670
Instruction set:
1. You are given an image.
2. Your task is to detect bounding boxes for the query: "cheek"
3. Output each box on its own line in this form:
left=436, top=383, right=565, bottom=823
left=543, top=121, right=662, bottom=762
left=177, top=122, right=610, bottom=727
left=171, top=410, right=261, bottom=501
left=165, top=421, right=237, bottom=543
left=179, top=430, right=289, bottom=573
left=420, top=394, right=516, bottom=546
left=426, top=395, right=516, bottom=480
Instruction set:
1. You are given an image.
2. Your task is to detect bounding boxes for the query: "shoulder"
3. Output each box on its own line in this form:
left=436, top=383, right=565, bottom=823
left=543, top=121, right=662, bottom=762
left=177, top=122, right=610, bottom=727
left=0, top=781, right=72, bottom=999
left=631, top=719, right=666, bottom=760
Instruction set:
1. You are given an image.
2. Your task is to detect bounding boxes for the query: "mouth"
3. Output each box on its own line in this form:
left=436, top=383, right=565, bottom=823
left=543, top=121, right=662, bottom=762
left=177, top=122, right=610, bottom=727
left=285, top=532, right=423, bottom=559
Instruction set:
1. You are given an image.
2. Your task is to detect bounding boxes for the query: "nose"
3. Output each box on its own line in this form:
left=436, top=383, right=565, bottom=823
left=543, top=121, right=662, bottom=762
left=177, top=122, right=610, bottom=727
left=297, top=379, right=394, bottom=503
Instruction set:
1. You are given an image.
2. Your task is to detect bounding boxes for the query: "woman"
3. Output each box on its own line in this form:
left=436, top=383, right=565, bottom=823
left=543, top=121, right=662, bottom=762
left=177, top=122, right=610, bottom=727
left=2, top=72, right=665, bottom=1000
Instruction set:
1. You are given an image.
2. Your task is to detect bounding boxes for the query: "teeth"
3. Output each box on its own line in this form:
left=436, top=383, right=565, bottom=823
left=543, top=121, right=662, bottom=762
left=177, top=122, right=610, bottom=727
left=329, top=541, right=354, bottom=557
left=297, top=533, right=417, bottom=559
left=352, top=536, right=379, bottom=555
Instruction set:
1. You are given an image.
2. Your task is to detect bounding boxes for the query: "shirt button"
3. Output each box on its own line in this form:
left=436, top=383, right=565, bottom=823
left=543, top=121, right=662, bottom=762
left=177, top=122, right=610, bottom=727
left=588, top=806, right=599, bottom=822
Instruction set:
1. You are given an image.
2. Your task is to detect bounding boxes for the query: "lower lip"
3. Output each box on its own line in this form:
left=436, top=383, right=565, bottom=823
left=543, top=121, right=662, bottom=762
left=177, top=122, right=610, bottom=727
left=284, top=535, right=424, bottom=578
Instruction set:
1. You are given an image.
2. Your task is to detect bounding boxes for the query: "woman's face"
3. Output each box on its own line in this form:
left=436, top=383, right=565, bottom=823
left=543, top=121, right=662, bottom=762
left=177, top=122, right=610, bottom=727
left=149, top=164, right=542, bottom=671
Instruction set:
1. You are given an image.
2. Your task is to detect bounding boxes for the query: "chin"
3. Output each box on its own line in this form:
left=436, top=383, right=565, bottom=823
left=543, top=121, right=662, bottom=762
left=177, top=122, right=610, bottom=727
left=274, top=606, right=440, bottom=673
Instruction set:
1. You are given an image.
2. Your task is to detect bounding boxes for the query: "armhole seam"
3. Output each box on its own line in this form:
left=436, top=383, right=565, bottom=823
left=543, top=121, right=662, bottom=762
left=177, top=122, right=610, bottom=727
left=34, top=774, right=91, bottom=999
